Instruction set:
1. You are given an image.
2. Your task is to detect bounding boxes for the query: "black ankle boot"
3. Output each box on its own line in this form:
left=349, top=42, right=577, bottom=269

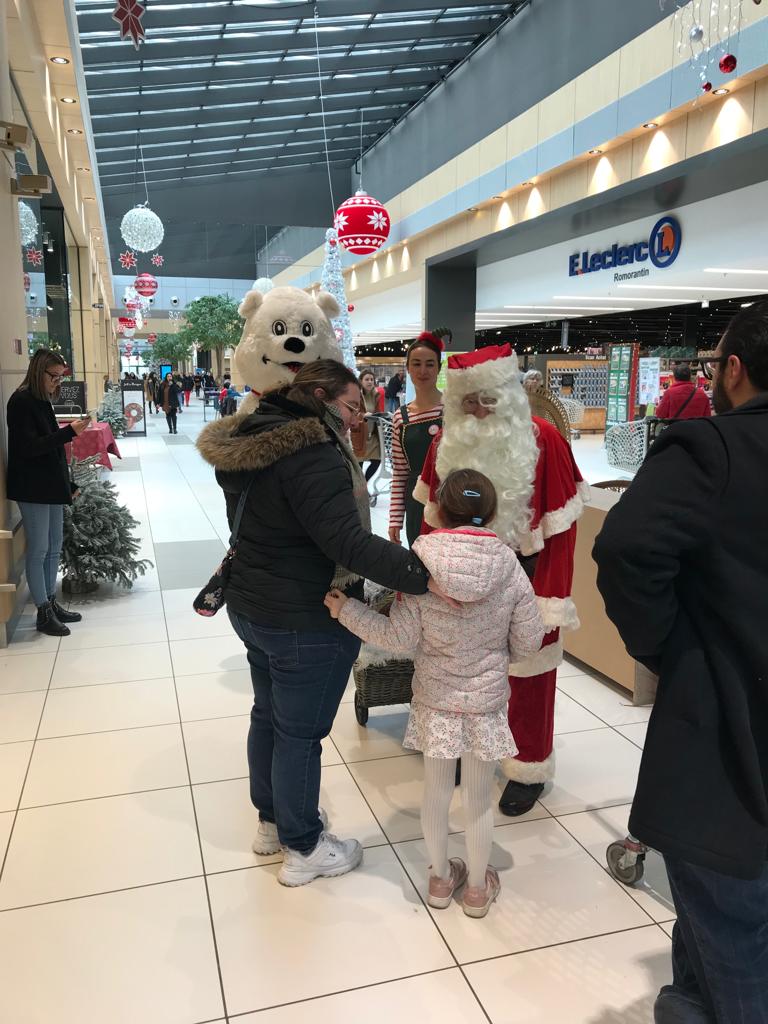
left=49, top=597, right=82, bottom=624
left=36, top=602, right=70, bottom=637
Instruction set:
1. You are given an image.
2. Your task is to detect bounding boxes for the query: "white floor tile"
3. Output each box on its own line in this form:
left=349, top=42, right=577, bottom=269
left=556, top=803, right=675, bottom=922
left=558, top=672, right=652, bottom=727
left=170, top=634, right=246, bottom=677
left=558, top=658, right=593, bottom=678
left=554, top=690, right=606, bottom=735
left=68, top=589, right=165, bottom=620
left=0, top=788, right=203, bottom=909
left=50, top=641, right=172, bottom=689
left=539, top=728, right=643, bottom=816
left=661, top=921, right=675, bottom=938
left=195, top=765, right=387, bottom=874
left=4, top=626, right=60, bottom=657
left=330, top=702, right=410, bottom=762
left=616, top=720, right=649, bottom=748
left=234, top=969, right=488, bottom=1023
left=349, top=755, right=549, bottom=844
left=0, top=810, right=14, bottom=862
left=21, top=725, right=189, bottom=807
left=0, top=878, right=224, bottom=1024
left=0, top=691, right=46, bottom=743
left=38, top=677, right=179, bottom=738
left=163, top=588, right=235, bottom=642
left=396, top=817, right=649, bottom=963
left=175, top=669, right=253, bottom=721
left=208, top=844, right=453, bottom=1015
left=57, top=614, right=168, bottom=651
left=0, top=652, right=55, bottom=694
left=464, top=925, right=670, bottom=1023
left=0, top=742, right=33, bottom=811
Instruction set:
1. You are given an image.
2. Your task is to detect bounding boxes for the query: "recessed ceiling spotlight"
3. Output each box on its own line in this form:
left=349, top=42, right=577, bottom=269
left=521, top=181, right=533, bottom=187
left=588, top=148, right=602, bottom=155
left=492, top=195, right=504, bottom=200
left=50, top=56, right=70, bottom=65
left=713, top=88, right=730, bottom=96
left=77, top=167, right=90, bottom=172
left=67, top=128, right=83, bottom=135
left=467, top=207, right=479, bottom=212
left=84, top=196, right=95, bottom=201
left=643, top=122, right=658, bottom=129
left=60, top=97, right=77, bottom=104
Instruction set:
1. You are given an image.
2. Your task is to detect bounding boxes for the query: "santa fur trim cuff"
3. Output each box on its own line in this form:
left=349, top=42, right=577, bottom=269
left=510, top=639, right=563, bottom=677
left=501, top=752, right=555, bottom=784
left=538, top=596, right=580, bottom=631
left=519, top=527, right=544, bottom=557
left=539, top=483, right=590, bottom=542
left=412, top=477, right=430, bottom=507
left=423, top=500, right=440, bottom=529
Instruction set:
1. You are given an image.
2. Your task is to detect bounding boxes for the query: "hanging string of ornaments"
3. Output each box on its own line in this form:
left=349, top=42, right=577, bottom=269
left=660, top=0, right=757, bottom=92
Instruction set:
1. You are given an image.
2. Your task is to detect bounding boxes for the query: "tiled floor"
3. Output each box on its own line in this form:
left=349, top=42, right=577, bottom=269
left=0, top=400, right=670, bottom=1023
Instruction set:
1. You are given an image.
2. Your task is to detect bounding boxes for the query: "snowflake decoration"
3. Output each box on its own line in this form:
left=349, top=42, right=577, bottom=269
left=25, top=247, right=43, bottom=267
left=368, top=211, right=388, bottom=230
left=151, top=253, right=164, bottom=267
left=112, top=0, right=146, bottom=50
left=334, top=212, right=348, bottom=231
left=119, top=250, right=137, bottom=270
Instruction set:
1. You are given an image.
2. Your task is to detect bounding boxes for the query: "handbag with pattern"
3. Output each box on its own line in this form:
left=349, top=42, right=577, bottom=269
left=193, top=480, right=254, bottom=616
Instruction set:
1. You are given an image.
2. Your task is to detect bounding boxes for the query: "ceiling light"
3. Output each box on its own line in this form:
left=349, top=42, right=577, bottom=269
left=704, top=267, right=768, bottom=275
left=713, top=88, right=730, bottom=96
left=50, top=56, right=70, bottom=65
left=467, top=207, right=478, bottom=212
left=553, top=295, right=690, bottom=304
left=588, top=148, right=602, bottom=155
left=67, top=128, right=83, bottom=135
left=84, top=196, right=95, bottom=201
left=521, top=181, right=533, bottom=187
left=77, top=167, right=90, bottom=172
left=741, top=302, right=755, bottom=308
left=503, top=304, right=632, bottom=312
left=642, top=122, right=658, bottom=129
left=618, top=284, right=757, bottom=293
left=60, top=97, right=77, bottom=104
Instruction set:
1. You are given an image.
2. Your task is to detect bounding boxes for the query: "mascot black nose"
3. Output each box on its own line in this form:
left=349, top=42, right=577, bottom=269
left=283, top=337, right=306, bottom=354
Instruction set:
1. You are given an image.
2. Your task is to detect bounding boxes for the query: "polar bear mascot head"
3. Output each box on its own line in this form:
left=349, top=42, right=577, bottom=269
left=234, top=285, right=343, bottom=416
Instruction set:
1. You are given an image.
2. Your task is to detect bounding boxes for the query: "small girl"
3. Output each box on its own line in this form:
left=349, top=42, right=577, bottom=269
left=325, top=468, right=544, bottom=918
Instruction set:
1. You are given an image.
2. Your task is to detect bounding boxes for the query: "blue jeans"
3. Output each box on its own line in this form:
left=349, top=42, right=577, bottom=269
left=228, top=611, right=360, bottom=853
left=655, top=855, right=768, bottom=1023
left=18, top=502, right=64, bottom=607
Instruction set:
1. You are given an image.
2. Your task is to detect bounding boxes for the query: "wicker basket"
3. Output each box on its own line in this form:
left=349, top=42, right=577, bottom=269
left=351, top=588, right=414, bottom=725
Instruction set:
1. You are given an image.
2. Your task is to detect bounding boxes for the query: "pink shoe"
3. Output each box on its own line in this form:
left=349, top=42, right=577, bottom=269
left=427, top=857, right=467, bottom=909
left=462, top=867, right=501, bottom=918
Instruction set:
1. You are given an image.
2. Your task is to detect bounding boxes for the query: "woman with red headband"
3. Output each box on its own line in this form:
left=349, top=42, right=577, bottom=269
left=389, top=332, right=444, bottom=546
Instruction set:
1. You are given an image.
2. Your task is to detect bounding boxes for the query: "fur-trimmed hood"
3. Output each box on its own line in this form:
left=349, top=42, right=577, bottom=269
left=196, top=398, right=329, bottom=473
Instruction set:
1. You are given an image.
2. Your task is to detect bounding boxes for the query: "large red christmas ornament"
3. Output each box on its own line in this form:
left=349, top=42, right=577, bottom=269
left=133, top=272, right=158, bottom=297
left=25, top=247, right=43, bottom=267
left=112, top=0, right=146, bottom=50
left=118, top=316, right=136, bottom=330
left=719, top=54, right=737, bottom=74
left=334, top=190, right=390, bottom=255
left=151, top=253, right=164, bottom=267
left=702, top=81, right=713, bottom=92
left=119, top=250, right=137, bottom=270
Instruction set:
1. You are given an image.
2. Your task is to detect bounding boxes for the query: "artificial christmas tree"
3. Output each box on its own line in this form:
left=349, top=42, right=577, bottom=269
left=61, top=455, right=153, bottom=593
left=320, top=227, right=356, bottom=370
left=97, top=388, right=128, bottom=437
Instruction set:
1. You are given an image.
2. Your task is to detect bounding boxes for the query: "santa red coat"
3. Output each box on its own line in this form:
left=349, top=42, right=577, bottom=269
left=414, top=417, right=589, bottom=782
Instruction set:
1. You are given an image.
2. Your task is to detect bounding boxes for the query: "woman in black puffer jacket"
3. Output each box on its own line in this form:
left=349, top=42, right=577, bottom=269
left=197, top=360, right=433, bottom=887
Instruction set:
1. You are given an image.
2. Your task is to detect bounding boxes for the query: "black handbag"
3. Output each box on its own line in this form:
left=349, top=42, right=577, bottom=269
left=193, top=479, right=254, bottom=616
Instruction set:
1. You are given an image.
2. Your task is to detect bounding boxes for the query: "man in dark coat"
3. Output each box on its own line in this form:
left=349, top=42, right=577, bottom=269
left=593, top=302, right=768, bottom=1023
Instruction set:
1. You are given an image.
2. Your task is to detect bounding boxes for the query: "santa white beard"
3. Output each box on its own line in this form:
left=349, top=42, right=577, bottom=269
left=436, top=383, right=539, bottom=548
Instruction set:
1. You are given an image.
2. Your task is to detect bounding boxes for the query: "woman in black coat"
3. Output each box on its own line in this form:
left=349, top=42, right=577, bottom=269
left=159, top=372, right=181, bottom=433
left=197, top=359, right=438, bottom=887
left=5, top=349, right=91, bottom=635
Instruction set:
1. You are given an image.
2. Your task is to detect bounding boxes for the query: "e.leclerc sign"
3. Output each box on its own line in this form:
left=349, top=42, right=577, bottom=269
left=569, top=214, right=682, bottom=281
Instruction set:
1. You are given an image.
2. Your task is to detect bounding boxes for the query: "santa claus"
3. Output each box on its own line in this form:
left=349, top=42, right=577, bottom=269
left=413, top=344, right=590, bottom=814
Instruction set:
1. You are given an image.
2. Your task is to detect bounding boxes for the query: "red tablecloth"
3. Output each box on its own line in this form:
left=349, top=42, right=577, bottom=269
left=64, top=421, right=121, bottom=470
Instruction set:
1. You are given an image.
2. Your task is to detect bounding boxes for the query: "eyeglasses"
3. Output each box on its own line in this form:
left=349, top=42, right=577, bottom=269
left=45, top=370, right=67, bottom=382
left=701, top=356, right=730, bottom=380
left=461, top=392, right=498, bottom=411
left=337, top=397, right=364, bottom=418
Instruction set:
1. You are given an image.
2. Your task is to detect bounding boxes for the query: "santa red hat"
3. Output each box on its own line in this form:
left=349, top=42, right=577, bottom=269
left=445, top=343, right=519, bottom=391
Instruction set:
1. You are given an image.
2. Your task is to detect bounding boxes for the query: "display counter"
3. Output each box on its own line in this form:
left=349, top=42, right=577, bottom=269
left=564, top=486, right=657, bottom=705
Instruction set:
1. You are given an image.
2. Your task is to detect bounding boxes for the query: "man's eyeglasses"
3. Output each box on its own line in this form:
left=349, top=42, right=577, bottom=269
left=701, top=356, right=730, bottom=380
left=337, top=397, right=364, bottom=418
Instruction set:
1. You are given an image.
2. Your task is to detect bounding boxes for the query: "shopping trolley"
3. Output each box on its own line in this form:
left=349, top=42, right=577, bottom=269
left=606, top=835, right=651, bottom=886
left=367, top=413, right=393, bottom=507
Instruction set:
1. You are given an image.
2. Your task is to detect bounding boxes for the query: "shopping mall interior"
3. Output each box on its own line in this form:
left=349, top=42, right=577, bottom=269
left=1, top=1, right=767, bottom=1021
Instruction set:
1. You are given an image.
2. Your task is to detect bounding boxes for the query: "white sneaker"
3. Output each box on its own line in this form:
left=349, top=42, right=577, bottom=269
left=277, top=831, right=363, bottom=887
left=252, top=808, right=328, bottom=856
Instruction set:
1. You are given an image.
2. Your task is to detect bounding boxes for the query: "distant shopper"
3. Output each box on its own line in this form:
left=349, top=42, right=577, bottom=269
left=593, top=302, right=768, bottom=1022
left=655, top=363, right=711, bottom=420
left=160, top=372, right=181, bottom=434
left=385, top=368, right=404, bottom=413
left=350, top=368, right=383, bottom=489
left=182, top=373, right=194, bottom=407
left=193, top=372, right=202, bottom=398
left=197, top=359, right=441, bottom=888
left=143, top=372, right=158, bottom=414
left=522, top=369, right=544, bottom=393
left=326, top=469, right=544, bottom=917
left=5, top=349, right=89, bottom=636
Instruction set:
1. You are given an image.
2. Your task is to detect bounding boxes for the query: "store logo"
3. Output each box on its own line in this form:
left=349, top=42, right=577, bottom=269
left=568, top=214, right=682, bottom=277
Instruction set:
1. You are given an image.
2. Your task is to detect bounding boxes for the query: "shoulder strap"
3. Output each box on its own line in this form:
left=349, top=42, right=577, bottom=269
left=400, top=404, right=410, bottom=425
left=671, top=387, right=697, bottom=420
left=229, top=478, right=255, bottom=548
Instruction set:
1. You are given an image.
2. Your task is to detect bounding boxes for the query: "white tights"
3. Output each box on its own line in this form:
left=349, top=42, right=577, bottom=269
left=422, top=753, right=497, bottom=889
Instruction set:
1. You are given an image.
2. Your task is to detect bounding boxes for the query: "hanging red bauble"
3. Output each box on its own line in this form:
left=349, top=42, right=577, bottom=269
left=125, top=299, right=141, bottom=312
left=134, top=272, right=158, bottom=297
left=347, top=304, right=355, bottom=312
left=23, top=273, right=30, bottom=292
left=118, top=316, right=136, bottom=331
left=25, top=247, right=43, bottom=267
left=151, top=253, right=164, bottom=267
left=147, top=333, right=157, bottom=344
left=719, top=54, right=737, bottom=74
left=702, top=81, right=713, bottom=92
left=334, top=190, right=391, bottom=255
left=112, top=0, right=146, bottom=50
left=119, top=250, right=137, bottom=270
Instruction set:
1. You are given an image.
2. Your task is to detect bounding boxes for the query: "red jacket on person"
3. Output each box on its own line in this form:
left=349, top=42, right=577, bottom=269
left=655, top=381, right=712, bottom=420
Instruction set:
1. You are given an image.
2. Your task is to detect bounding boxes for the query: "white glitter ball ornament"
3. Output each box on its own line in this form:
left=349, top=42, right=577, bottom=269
left=18, top=201, right=39, bottom=246
left=120, top=205, right=165, bottom=253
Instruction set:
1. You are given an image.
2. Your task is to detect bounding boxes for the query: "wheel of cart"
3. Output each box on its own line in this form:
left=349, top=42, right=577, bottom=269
left=606, top=834, right=649, bottom=886
left=351, top=587, right=413, bottom=725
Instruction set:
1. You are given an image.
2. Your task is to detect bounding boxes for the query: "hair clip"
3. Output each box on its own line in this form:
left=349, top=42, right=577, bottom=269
left=463, top=489, right=481, bottom=498
left=471, top=516, right=483, bottom=525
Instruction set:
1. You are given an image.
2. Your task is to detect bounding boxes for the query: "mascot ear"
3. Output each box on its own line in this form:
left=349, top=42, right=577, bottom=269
left=238, top=290, right=264, bottom=318
left=314, top=290, right=340, bottom=321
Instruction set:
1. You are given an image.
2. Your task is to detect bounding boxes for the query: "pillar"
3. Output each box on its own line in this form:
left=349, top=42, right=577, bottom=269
left=424, top=260, right=477, bottom=353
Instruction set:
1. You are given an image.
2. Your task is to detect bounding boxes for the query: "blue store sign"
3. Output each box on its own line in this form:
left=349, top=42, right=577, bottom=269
left=569, top=214, right=682, bottom=278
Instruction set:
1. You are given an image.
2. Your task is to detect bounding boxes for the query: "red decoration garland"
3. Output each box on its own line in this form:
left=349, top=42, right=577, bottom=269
left=25, top=247, right=43, bottom=267
left=151, top=253, right=164, bottom=267
left=119, top=250, right=138, bottom=270
left=112, top=0, right=146, bottom=50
